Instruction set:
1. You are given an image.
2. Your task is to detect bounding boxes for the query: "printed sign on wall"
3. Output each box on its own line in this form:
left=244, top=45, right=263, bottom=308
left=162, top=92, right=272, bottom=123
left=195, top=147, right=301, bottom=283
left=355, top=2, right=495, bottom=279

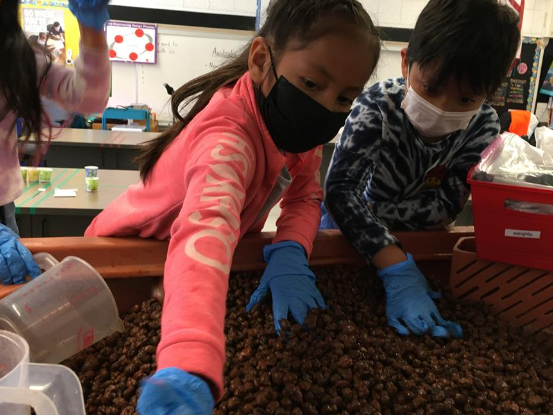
left=106, top=20, right=157, bottom=64
left=489, top=37, right=543, bottom=114
left=20, top=0, right=80, bottom=66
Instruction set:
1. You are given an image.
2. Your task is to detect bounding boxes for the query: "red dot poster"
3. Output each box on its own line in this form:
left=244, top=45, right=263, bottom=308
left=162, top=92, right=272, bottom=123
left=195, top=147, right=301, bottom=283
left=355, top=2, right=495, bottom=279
left=105, top=20, right=157, bottom=64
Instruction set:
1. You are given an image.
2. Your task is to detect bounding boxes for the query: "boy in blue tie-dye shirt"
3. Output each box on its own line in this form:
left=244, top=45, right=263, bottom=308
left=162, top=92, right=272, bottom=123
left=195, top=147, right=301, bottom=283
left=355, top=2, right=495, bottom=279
left=323, top=0, right=520, bottom=338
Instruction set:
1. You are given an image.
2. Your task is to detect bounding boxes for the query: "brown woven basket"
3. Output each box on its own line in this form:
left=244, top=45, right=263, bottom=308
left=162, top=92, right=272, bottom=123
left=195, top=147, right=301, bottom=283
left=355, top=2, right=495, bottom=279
left=450, top=237, right=553, bottom=343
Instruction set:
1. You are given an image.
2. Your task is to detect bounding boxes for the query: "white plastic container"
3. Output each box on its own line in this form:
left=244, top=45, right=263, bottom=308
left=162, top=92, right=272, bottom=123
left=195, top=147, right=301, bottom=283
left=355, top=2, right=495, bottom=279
left=0, top=253, right=124, bottom=363
left=0, top=330, right=85, bottom=415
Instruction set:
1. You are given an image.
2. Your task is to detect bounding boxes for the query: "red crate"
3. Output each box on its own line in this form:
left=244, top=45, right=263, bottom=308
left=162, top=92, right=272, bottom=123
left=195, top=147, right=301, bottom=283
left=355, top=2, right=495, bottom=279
left=468, top=169, right=553, bottom=271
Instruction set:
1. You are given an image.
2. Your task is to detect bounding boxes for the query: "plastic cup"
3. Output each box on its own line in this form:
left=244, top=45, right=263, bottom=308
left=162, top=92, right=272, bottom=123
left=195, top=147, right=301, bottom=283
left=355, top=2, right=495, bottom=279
left=0, top=253, right=124, bottom=364
left=38, top=168, right=53, bottom=183
left=0, top=330, right=86, bottom=415
left=86, top=177, right=99, bottom=192
left=84, top=166, right=98, bottom=178
left=20, top=167, right=27, bottom=183
left=27, top=168, right=39, bottom=183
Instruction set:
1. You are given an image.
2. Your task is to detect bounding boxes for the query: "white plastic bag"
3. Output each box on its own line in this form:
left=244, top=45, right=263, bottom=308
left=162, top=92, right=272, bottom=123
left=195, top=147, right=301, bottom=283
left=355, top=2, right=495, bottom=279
left=473, top=132, right=553, bottom=190
left=472, top=131, right=553, bottom=215
left=535, top=126, right=553, bottom=156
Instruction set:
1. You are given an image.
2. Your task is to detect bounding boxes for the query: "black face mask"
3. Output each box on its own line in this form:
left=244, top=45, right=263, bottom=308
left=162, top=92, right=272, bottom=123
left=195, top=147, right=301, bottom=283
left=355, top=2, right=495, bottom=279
left=257, top=58, right=350, bottom=154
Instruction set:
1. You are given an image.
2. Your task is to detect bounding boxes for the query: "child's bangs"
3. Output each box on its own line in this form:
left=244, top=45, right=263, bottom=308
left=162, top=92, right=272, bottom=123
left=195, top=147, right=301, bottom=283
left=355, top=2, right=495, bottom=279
left=418, top=57, right=493, bottom=98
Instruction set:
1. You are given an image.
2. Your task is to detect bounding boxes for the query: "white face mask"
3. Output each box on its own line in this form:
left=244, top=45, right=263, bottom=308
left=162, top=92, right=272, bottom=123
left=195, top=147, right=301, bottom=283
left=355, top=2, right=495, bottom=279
left=401, top=85, right=480, bottom=138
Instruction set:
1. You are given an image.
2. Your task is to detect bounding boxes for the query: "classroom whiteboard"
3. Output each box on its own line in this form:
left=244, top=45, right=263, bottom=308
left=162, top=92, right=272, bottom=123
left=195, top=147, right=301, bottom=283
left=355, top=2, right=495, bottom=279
left=111, top=27, right=252, bottom=123
left=107, top=27, right=405, bottom=123
left=373, top=48, right=403, bottom=82
left=110, top=0, right=257, bottom=16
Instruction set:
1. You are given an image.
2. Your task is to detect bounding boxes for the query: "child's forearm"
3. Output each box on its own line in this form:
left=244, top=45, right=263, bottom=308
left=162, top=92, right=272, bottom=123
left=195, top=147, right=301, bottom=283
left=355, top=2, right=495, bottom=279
left=79, top=24, right=107, bottom=49
left=39, top=22, right=110, bottom=114
left=372, top=244, right=408, bottom=270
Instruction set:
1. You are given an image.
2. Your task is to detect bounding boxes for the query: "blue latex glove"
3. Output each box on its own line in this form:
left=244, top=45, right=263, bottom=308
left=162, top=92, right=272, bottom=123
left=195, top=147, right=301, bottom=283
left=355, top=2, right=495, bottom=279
left=246, top=241, right=326, bottom=333
left=377, top=253, right=463, bottom=338
left=137, top=368, right=214, bottom=415
left=0, top=224, right=41, bottom=285
left=68, top=0, right=110, bottom=31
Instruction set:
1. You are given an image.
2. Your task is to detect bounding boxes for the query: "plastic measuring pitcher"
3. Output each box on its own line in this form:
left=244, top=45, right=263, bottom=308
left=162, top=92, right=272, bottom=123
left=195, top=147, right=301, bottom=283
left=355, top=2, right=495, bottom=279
left=0, top=330, right=86, bottom=415
left=0, top=253, right=124, bottom=364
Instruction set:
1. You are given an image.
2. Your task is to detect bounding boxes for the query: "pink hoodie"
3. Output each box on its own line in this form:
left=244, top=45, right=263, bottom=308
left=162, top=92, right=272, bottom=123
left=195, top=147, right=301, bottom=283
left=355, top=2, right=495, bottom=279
left=0, top=45, right=110, bottom=206
left=85, top=72, right=323, bottom=398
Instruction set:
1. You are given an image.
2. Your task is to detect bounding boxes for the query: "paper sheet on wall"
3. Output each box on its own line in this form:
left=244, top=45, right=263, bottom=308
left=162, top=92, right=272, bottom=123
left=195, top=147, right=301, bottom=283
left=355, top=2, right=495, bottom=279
left=106, top=21, right=158, bottom=64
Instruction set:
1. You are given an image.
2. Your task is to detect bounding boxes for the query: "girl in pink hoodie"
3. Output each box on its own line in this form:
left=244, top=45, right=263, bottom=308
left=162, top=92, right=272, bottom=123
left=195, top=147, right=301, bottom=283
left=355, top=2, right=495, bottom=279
left=86, top=0, right=380, bottom=413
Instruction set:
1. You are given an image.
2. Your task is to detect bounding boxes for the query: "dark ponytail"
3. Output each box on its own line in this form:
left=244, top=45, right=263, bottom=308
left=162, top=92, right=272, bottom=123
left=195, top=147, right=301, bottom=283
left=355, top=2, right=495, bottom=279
left=137, top=48, right=252, bottom=181
left=0, top=0, right=52, bottom=165
left=137, top=0, right=380, bottom=182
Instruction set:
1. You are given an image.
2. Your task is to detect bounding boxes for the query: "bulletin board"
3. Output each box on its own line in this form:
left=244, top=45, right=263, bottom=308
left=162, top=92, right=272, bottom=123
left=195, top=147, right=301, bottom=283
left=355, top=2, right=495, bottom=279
left=19, top=0, right=80, bottom=66
left=488, top=37, right=544, bottom=115
left=536, top=39, right=553, bottom=103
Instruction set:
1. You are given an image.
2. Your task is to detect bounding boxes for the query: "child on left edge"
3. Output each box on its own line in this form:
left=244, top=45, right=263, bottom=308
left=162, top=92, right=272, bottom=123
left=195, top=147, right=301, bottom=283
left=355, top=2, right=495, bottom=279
left=0, top=0, right=111, bottom=285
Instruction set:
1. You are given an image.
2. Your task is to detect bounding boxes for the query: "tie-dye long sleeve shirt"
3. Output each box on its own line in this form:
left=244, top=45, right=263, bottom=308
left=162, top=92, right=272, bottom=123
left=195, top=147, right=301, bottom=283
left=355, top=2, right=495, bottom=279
left=324, top=78, right=500, bottom=262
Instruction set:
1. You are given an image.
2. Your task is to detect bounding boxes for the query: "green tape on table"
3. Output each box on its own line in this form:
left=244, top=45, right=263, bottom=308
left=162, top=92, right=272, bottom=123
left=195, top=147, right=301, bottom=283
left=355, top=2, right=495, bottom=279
left=16, top=168, right=69, bottom=213
left=29, top=169, right=80, bottom=212
left=17, top=176, right=42, bottom=199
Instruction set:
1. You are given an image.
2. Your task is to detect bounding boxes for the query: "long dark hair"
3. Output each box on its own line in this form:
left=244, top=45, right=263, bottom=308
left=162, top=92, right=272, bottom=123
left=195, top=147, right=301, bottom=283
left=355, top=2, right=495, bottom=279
left=137, top=0, right=381, bottom=182
left=0, top=0, right=52, bottom=164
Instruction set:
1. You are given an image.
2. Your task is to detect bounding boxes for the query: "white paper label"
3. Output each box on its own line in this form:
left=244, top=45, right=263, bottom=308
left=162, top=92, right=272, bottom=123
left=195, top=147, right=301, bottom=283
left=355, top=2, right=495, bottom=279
left=54, top=189, right=77, bottom=198
left=505, top=229, right=541, bottom=239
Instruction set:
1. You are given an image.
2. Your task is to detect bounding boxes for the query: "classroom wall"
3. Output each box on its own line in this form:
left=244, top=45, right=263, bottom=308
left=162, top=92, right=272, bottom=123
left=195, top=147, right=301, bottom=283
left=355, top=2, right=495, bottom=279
left=361, top=0, right=427, bottom=29
left=110, top=0, right=257, bottom=17
left=108, top=0, right=550, bottom=36
left=107, top=37, right=405, bottom=123
left=107, top=0, right=551, bottom=122
left=521, top=0, right=553, bottom=38
left=361, top=0, right=552, bottom=37
left=107, top=25, right=253, bottom=123
left=373, top=45, right=404, bottom=82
